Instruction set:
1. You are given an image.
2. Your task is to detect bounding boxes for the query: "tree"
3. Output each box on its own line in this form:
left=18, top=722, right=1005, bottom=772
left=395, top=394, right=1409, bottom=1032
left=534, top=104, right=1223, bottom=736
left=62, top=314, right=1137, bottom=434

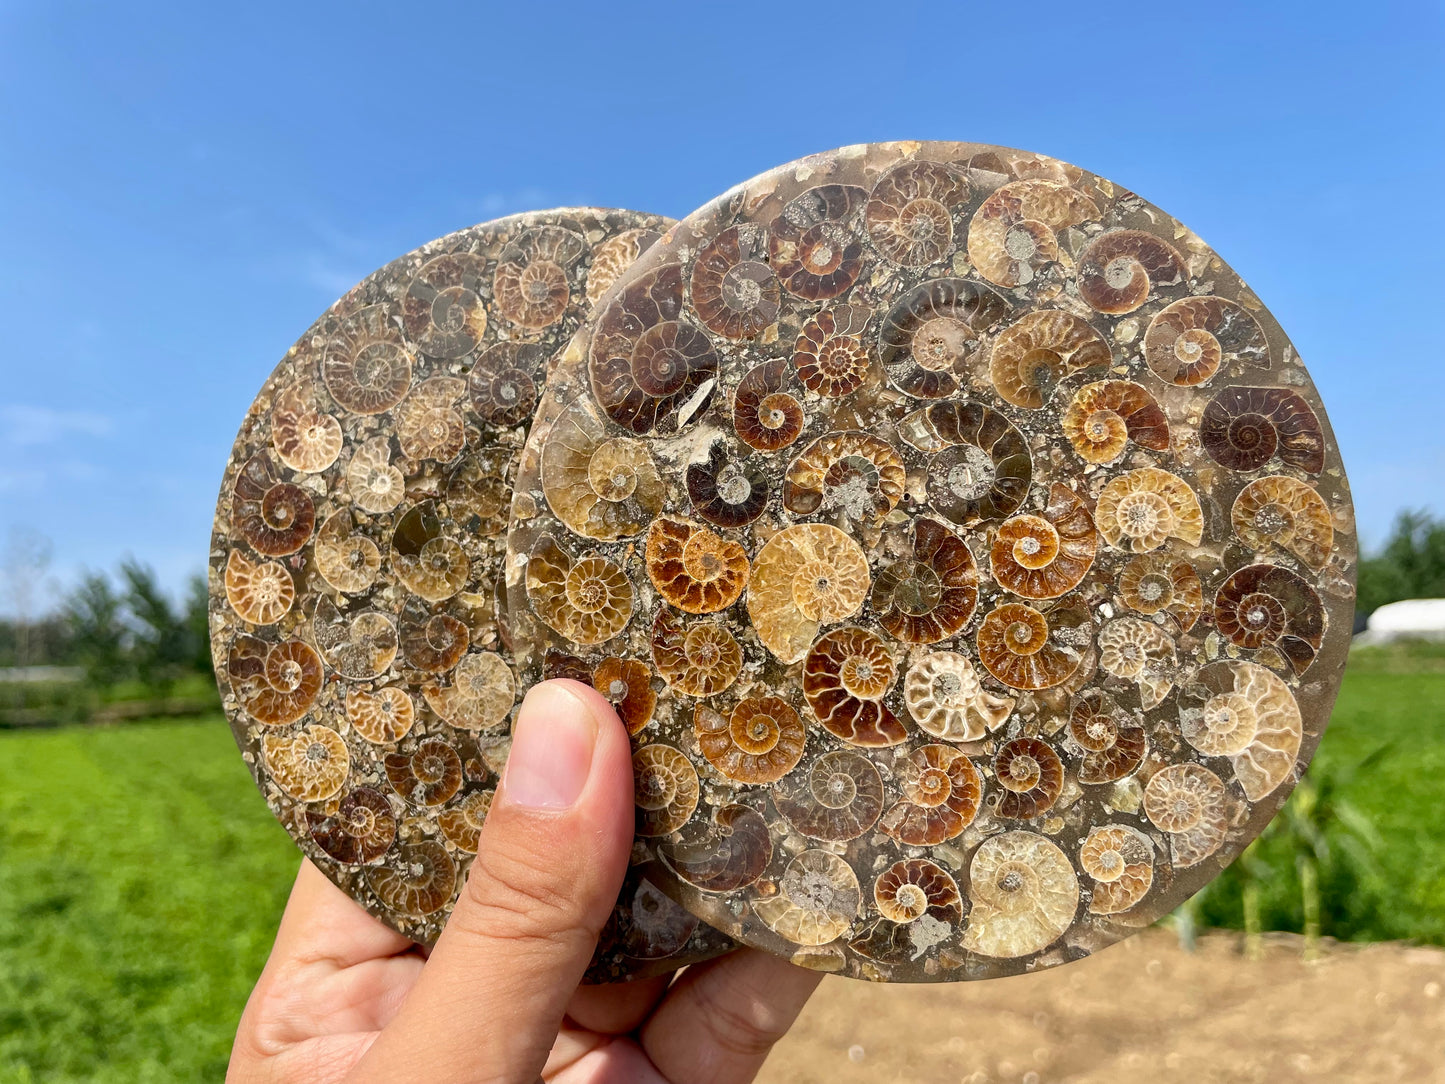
left=0, top=614, right=73, bottom=669
left=2, top=527, right=54, bottom=669
left=64, top=571, right=131, bottom=687
left=119, top=560, right=194, bottom=695
left=1357, top=510, right=1445, bottom=616
left=184, top=572, right=216, bottom=681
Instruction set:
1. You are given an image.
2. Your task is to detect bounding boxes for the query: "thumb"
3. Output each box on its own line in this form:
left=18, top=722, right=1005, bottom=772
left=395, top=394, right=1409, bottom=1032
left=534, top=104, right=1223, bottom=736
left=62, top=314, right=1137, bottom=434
left=352, top=679, right=635, bottom=1084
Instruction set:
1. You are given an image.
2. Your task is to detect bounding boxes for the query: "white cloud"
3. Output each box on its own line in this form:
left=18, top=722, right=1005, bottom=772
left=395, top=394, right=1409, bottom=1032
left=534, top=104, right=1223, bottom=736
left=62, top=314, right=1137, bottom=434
left=0, top=404, right=112, bottom=446
left=475, top=189, right=552, bottom=219
left=0, top=460, right=102, bottom=493
left=299, top=252, right=373, bottom=299
left=0, top=465, right=45, bottom=492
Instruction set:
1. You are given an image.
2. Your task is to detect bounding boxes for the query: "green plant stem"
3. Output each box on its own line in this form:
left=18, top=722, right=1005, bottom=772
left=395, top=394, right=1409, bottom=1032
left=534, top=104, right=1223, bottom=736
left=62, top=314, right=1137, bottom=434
left=1243, top=882, right=1262, bottom=960
left=1172, top=895, right=1199, bottom=953
left=1301, top=856, right=1321, bottom=961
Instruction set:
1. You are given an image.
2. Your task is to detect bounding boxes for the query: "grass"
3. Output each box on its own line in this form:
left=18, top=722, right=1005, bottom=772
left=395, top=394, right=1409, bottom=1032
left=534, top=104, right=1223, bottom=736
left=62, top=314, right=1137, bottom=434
left=0, top=646, right=1442, bottom=1081
left=95, top=673, right=221, bottom=705
left=1293, top=643, right=1445, bottom=940
left=0, top=720, right=296, bottom=1082
left=0, top=673, right=220, bottom=729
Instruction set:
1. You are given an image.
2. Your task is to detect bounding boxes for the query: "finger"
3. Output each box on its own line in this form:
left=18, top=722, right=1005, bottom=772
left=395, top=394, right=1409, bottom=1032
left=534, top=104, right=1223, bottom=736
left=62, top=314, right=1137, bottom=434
left=639, top=949, right=822, bottom=1084
left=564, top=973, right=671, bottom=1034
left=271, top=860, right=416, bottom=970
left=351, top=679, right=634, bottom=1084
left=275, top=861, right=427, bottom=1026
left=233, top=862, right=424, bottom=1066
left=542, top=977, right=671, bottom=1081
left=548, top=1037, right=666, bottom=1084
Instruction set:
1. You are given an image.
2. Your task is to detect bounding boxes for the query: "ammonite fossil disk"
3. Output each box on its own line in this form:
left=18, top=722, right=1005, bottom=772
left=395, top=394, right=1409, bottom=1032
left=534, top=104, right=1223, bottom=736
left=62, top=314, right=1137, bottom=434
left=208, top=208, right=735, bottom=982
left=504, top=143, right=1356, bottom=982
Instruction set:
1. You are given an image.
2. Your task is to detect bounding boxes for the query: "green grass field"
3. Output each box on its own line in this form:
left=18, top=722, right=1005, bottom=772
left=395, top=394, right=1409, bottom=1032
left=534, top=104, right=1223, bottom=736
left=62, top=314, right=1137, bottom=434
left=1285, top=646, right=1445, bottom=941
left=1, top=650, right=1442, bottom=1082
left=0, top=722, right=295, bottom=1082
left=1189, top=643, right=1445, bottom=943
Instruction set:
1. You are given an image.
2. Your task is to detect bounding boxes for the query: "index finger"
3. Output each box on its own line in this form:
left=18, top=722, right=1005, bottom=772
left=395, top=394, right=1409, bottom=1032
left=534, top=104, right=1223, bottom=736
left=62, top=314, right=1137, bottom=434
left=639, top=948, right=821, bottom=1084
left=271, top=859, right=417, bottom=970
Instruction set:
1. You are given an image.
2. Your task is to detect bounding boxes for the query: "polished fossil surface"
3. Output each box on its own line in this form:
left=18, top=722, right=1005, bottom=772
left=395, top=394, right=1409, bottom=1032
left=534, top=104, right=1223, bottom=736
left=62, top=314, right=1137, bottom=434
left=504, top=143, right=1356, bottom=981
left=208, top=207, right=735, bottom=981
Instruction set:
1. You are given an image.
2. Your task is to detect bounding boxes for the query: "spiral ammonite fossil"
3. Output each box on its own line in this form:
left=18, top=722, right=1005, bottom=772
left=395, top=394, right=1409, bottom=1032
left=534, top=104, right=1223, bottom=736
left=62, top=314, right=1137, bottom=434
left=505, top=142, right=1354, bottom=983
left=210, top=208, right=736, bottom=982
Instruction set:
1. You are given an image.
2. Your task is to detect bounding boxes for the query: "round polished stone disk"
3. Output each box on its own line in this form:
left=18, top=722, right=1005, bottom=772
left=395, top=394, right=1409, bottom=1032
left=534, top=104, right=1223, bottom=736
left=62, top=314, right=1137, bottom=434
left=208, top=208, right=734, bottom=981
left=505, top=143, right=1356, bottom=981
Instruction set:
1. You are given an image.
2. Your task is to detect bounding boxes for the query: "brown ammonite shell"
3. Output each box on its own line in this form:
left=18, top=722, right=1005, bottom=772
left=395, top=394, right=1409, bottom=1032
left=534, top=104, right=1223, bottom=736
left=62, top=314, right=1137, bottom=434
left=210, top=208, right=736, bottom=982
left=505, top=143, right=1355, bottom=982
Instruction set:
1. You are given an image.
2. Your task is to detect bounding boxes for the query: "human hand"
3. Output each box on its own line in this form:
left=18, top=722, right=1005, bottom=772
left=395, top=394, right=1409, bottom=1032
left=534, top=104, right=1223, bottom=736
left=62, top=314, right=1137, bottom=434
left=228, top=679, right=822, bottom=1084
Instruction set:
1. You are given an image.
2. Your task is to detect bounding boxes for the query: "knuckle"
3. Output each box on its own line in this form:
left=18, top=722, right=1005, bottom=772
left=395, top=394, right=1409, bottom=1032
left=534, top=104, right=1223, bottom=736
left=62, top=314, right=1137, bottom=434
left=456, top=832, right=599, bottom=950
left=233, top=977, right=299, bottom=1060
left=688, top=976, right=789, bottom=1059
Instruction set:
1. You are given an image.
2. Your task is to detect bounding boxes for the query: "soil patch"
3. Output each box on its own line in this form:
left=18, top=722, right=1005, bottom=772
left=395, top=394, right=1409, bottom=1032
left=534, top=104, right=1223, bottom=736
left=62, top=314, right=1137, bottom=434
left=762, top=928, right=1445, bottom=1083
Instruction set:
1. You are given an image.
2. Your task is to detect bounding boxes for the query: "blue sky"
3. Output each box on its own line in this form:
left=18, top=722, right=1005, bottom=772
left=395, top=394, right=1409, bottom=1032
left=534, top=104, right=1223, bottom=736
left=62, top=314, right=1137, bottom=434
left=1, top=0, right=1441, bottom=612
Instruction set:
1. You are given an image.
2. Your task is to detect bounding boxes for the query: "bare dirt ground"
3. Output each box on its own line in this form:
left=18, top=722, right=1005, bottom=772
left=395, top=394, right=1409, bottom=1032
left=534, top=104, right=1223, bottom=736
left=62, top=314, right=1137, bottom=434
left=760, top=929, right=1445, bottom=1084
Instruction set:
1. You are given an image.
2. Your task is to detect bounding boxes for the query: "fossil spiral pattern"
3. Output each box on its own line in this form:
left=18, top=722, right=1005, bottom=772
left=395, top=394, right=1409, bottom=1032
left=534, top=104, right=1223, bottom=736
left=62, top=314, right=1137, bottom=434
left=503, top=144, right=1353, bottom=983
left=210, top=209, right=736, bottom=982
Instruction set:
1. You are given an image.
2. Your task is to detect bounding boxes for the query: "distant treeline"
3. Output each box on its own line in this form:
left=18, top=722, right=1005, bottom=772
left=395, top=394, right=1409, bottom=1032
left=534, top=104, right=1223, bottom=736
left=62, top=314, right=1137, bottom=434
left=1357, top=510, right=1445, bottom=617
left=0, top=509, right=1440, bottom=721
left=1, top=561, right=215, bottom=726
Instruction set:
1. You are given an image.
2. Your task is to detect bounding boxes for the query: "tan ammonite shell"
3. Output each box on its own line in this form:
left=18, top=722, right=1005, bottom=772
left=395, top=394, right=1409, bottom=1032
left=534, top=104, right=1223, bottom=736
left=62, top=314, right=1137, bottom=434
left=1144, top=296, right=1268, bottom=386
left=422, top=652, right=516, bottom=731
left=1145, top=763, right=1231, bottom=868
left=660, top=803, right=772, bottom=892
left=526, top=534, right=634, bottom=646
left=746, top=522, right=870, bottom=664
left=591, top=656, right=656, bottom=736
left=651, top=609, right=743, bottom=696
left=989, top=484, right=1097, bottom=600
left=753, top=849, right=861, bottom=946
left=644, top=517, right=749, bottom=614
left=345, top=686, right=415, bottom=745
left=881, top=744, right=983, bottom=845
left=308, top=787, right=397, bottom=864
left=872, top=858, right=963, bottom=924
left=1061, top=380, right=1170, bottom=464
left=960, top=832, right=1080, bottom=959
left=1079, top=825, right=1154, bottom=915
left=504, top=143, right=1354, bottom=982
left=1095, top=467, right=1204, bottom=553
left=694, top=696, right=806, bottom=784
left=263, top=725, right=349, bottom=803
left=1231, top=476, right=1334, bottom=571
left=223, top=549, right=295, bottom=625
left=1212, top=563, right=1326, bottom=675
left=1118, top=552, right=1204, bottom=632
left=1097, top=616, right=1178, bottom=710
left=989, top=310, right=1110, bottom=409
left=1179, top=661, right=1303, bottom=800
left=976, top=603, right=1089, bottom=691
left=903, top=650, right=1014, bottom=741
left=633, top=744, right=701, bottom=837
left=210, top=209, right=737, bottom=982
left=540, top=398, right=664, bottom=542
left=1068, top=691, right=1148, bottom=784
left=851, top=857, right=963, bottom=963
left=870, top=517, right=979, bottom=642
left=271, top=381, right=343, bottom=473
left=967, top=180, right=1099, bottom=288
